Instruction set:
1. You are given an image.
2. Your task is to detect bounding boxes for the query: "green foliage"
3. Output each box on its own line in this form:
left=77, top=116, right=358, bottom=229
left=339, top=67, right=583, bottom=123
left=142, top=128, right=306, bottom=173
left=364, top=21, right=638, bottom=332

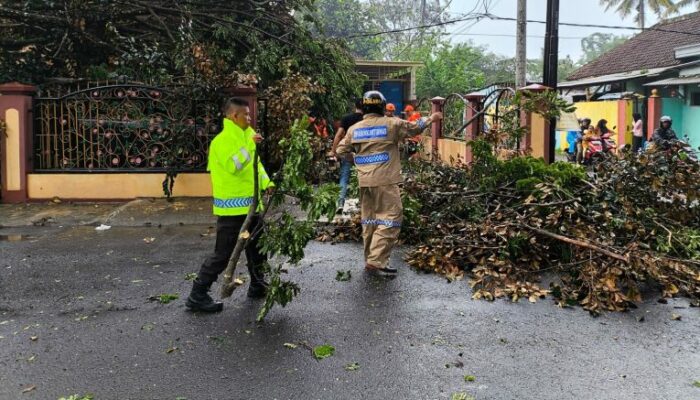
left=257, top=117, right=340, bottom=321
left=306, top=0, right=382, bottom=59
left=58, top=395, right=93, bottom=400
left=312, top=344, right=335, bottom=360
left=464, top=375, right=476, bottom=382
left=416, top=42, right=486, bottom=98
left=335, top=270, right=352, bottom=282
left=149, top=293, right=179, bottom=304
left=257, top=264, right=301, bottom=322
left=580, top=32, right=629, bottom=64
left=260, top=213, right=315, bottom=265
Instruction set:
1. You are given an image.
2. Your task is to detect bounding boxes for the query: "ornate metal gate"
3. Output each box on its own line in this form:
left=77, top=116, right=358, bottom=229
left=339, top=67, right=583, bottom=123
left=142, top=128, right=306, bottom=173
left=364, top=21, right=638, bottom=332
left=33, top=83, right=221, bottom=172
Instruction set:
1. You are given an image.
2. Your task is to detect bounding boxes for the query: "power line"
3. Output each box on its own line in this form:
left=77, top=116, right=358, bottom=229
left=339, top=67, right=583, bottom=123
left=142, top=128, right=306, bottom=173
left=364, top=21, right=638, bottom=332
left=344, top=11, right=700, bottom=38
left=486, top=14, right=700, bottom=37
left=444, top=32, right=586, bottom=39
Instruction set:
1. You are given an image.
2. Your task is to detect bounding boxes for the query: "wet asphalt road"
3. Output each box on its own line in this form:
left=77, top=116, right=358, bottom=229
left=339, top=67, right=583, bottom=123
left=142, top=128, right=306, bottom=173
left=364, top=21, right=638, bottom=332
left=0, top=224, right=699, bottom=400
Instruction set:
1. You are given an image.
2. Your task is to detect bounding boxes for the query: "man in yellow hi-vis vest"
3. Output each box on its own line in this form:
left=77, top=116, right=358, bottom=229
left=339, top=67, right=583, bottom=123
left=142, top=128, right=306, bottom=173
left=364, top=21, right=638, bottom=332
left=336, top=91, right=441, bottom=276
left=186, top=98, right=273, bottom=313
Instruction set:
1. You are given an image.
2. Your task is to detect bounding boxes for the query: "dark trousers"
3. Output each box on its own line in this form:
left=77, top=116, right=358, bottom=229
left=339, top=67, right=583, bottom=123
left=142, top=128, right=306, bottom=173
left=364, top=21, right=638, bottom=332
left=632, top=136, right=644, bottom=153
left=197, top=215, right=267, bottom=287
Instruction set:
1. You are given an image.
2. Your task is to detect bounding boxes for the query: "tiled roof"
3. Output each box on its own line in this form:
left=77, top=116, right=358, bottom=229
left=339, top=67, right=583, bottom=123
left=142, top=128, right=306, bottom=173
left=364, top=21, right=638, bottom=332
left=566, top=12, right=700, bottom=81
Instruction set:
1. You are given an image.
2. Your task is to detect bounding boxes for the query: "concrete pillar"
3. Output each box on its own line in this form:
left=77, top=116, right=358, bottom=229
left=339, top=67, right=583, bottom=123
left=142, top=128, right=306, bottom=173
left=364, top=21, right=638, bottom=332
left=464, top=92, right=485, bottom=164
left=430, top=96, right=445, bottom=161
left=518, top=84, right=552, bottom=162
left=0, top=82, right=37, bottom=203
left=647, top=89, right=662, bottom=140
left=617, top=99, right=629, bottom=148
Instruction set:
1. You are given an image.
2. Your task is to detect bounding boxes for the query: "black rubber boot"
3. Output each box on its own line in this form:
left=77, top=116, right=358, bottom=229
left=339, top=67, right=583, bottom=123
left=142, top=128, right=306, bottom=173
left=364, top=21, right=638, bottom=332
left=247, top=281, right=269, bottom=299
left=247, top=264, right=269, bottom=299
left=186, top=279, right=223, bottom=312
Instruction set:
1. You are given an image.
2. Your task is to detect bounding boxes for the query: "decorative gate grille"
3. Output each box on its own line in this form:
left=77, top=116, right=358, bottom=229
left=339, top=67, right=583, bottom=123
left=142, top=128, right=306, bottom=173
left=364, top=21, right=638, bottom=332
left=33, top=84, right=221, bottom=172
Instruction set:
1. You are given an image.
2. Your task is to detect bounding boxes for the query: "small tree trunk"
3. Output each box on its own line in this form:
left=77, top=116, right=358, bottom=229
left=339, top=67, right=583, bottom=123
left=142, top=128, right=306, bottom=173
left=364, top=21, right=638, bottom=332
left=220, top=149, right=260, bottom=298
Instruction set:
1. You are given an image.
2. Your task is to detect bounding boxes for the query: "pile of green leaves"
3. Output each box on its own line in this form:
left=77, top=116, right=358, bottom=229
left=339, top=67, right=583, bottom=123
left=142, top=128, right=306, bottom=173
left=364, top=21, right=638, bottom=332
left=256, top=117, right=339, bottom=321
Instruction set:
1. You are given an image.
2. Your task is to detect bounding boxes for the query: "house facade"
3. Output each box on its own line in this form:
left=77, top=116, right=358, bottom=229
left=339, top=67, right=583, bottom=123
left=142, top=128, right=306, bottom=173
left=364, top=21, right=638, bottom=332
left=560, top=12, right=700, bottom=147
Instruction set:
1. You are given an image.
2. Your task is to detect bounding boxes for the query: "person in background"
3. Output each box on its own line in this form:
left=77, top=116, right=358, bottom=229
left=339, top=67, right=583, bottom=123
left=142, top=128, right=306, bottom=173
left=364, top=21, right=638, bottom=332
left=403, top=104, right=421, bottom=122
left=632, top=113, right=644, bottom=153
left=652, top=116, right=677, bottom=146
left=595, top=119, right=615, bottom=152
left=310, top=116, right=330, bottom=139
left=385, top=103, right=397, bottom=118
left=336, top=91, right=442, bottom=276
left=575, top=118, right=592, bottom=164
left=331, top=98, right=364, bottom=212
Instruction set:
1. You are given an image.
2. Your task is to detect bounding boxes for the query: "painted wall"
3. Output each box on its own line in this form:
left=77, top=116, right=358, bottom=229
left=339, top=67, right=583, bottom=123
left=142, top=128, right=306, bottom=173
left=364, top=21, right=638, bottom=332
left=572, top=100, right=620, bottom=133
left=662, top=98, right=685, bottom=137
left=437, top=138, right=466, bottom=165
left=27, top=173, right=211, bottom=200
left=681, top=91, right=700, bottom=147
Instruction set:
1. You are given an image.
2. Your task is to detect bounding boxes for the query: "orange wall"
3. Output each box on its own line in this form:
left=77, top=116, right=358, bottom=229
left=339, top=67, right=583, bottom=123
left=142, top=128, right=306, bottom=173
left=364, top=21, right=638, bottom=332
left=27, top=173, right=211, bottom=200
left=437, top=138, right=467, bottom=165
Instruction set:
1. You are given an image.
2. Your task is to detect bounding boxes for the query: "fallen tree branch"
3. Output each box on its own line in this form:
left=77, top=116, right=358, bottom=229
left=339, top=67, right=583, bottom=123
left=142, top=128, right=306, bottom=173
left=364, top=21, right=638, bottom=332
left=519, top=224, right=629, bottom=263
left=220, top=149, right=259, bottom=298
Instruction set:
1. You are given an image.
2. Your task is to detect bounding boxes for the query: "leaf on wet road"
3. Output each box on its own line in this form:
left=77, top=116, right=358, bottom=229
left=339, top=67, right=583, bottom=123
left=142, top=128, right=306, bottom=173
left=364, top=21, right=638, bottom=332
left=671, top=313, right=682, bottom=321
left=335, top=270, right=352, bottom=282
left=184, top=273, right=197, bottom=281
left=344, top=362, right=360, bottom=371
left=21, top=385, right=36, bottom=394
left=464, top=375, right=476, bottom=382
left=283, top=342, right=298, bottom=349
left=312, top=344, right=335, bottom=360
left=143, top=237, right=156, bottom=244
left=149, top=293, right=179, bottom=304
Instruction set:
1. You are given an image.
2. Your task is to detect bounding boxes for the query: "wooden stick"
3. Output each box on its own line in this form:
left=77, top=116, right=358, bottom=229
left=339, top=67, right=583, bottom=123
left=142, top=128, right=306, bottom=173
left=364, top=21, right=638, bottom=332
left=220, top=149, right=259, bottom=298
left=520, top=224, right=629, bottom=263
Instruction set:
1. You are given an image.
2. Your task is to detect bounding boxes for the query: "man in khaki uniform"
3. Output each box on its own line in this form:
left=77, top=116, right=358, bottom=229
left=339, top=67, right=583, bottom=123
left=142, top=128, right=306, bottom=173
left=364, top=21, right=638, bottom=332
left=336, top=91, right=442, bottom=275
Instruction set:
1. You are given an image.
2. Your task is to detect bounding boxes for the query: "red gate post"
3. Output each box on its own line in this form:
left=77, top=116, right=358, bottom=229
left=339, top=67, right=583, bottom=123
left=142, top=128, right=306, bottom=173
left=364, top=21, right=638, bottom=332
left=464, top=91, right=485, bottom=165
left=430, top=96, right=445, bottom=161
left=647, top=89, right=662, bottom=141
left=617, top=99, right=629, bottom=149
left=0, top=82, right=37, bottom=203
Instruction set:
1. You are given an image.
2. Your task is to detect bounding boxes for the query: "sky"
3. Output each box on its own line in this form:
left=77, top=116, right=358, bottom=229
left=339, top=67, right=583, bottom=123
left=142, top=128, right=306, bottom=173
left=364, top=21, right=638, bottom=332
left=446, top=0, right=697, bottom=60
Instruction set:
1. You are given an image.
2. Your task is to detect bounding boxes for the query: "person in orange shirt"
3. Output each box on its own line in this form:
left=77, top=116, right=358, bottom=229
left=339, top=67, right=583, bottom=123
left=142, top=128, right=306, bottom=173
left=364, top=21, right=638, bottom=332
left=385, top=103, right=397, bottom=118
left=403, top=104, right=421, bottom=122
left=403, top=104, right=422, bottom=157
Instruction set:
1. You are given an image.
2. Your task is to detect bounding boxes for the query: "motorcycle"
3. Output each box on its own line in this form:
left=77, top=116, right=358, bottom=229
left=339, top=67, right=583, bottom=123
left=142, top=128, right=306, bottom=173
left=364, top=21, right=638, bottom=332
left=581, top=132, right=617, bottom=165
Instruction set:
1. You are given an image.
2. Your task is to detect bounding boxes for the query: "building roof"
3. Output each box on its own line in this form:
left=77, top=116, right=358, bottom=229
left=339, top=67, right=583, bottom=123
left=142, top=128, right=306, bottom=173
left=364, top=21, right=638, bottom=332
left=566, top=12, right=700, bottom=81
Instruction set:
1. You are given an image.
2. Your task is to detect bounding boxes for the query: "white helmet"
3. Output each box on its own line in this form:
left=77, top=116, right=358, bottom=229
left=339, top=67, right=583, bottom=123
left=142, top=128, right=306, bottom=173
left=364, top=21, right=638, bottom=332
left=660, top=115, right=672, bottom=123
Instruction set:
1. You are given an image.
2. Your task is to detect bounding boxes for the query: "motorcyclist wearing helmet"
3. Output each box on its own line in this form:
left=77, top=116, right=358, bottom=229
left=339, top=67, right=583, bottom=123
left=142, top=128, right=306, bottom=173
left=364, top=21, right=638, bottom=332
left=336, top=91, right=442, bottom=276
left=652, top=116, right=677, bottom=145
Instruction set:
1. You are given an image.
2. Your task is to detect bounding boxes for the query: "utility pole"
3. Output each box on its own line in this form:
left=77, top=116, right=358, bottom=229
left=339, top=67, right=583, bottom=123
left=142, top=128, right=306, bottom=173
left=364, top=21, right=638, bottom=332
left=515, top=0, right=527, bottom=88
left=542, top=0, right=559, bottom=163
left=638, top=0, right=645, bottom=29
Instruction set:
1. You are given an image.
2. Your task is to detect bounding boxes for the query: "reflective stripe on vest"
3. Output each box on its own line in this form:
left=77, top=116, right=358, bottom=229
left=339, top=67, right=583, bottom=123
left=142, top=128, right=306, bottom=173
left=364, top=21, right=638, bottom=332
left=355, top=152, right=390, bottom=165
left=213, top=197, right=254, bottom=208
left=231, top=147, right=252, bottom=171
left=361, top=219, right=401, bottom=228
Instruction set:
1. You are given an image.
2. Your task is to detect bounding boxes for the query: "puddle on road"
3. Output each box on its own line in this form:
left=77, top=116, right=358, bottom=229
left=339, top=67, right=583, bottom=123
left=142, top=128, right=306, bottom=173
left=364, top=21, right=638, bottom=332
left=0, top=234, right=34, bottom=242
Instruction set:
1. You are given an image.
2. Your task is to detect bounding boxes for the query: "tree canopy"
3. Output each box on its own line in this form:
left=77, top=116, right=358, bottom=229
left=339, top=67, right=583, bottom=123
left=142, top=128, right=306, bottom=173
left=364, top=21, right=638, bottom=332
left=0, top=0, right=362, bottom=117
